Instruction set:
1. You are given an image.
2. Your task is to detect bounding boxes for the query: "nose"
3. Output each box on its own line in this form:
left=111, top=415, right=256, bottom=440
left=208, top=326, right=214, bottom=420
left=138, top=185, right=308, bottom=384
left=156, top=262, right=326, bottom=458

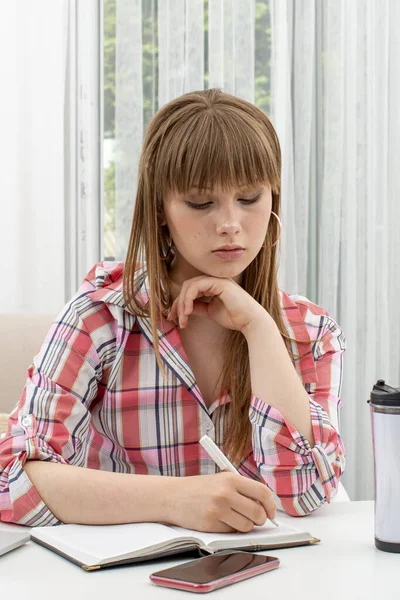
left=215, top=209, right=241, bottom=236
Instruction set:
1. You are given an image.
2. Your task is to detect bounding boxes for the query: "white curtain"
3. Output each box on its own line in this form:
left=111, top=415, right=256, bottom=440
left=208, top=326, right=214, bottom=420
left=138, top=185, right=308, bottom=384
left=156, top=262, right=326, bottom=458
left=270, top=0, right=400, bottom=501
left=0, top=0, right=102, bottom=310
left=114, top=0, right=400, bottom=501
left=0, top=0, right=68, bottom=313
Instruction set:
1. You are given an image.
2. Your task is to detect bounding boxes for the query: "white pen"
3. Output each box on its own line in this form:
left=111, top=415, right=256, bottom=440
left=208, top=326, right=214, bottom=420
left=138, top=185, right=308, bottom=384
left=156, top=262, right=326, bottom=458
left=199, top=434, right=279, bottom=527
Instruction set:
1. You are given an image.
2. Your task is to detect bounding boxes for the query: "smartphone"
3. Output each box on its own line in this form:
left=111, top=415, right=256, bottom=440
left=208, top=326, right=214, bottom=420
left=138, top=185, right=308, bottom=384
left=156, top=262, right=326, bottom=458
left=149, top=552, right=280, bottom=593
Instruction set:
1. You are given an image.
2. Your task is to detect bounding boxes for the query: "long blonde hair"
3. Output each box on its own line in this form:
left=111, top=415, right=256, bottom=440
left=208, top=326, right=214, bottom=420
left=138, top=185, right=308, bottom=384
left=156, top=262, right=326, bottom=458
left=123, top=88, right=301, bottom=465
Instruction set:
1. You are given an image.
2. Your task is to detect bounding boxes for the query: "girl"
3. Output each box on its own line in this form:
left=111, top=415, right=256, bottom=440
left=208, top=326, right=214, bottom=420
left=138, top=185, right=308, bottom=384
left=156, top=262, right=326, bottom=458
left=0, top=89, right=346, bottom=531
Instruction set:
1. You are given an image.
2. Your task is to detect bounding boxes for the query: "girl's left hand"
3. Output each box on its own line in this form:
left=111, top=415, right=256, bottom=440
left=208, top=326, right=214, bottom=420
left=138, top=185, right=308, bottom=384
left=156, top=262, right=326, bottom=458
left=166, top=276, right=267, bottom=333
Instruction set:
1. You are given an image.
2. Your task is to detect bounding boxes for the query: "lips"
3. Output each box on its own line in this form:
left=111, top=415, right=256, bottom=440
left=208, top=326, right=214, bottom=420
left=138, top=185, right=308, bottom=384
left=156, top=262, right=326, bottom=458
left=213, top=247, right=244, bottom=252
left=212, top=248, right=245, bottom=260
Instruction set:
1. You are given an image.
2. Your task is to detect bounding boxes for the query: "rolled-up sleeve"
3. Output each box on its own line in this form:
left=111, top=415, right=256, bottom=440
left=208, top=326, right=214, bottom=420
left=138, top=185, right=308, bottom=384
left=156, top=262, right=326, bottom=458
left=249, top=314, right=346, bottom=517
left=0, top=302, right=101, bottom=527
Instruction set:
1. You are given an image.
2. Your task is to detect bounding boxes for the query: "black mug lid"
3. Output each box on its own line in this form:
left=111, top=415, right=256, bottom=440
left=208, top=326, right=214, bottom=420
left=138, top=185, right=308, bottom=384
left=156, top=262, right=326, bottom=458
left=368, top=379, right=400, bottom=406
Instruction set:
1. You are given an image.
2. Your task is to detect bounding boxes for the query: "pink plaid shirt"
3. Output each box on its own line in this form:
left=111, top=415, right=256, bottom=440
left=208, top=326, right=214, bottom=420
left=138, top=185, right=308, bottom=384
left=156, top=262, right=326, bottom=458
left=0, top=261, right=346, bottom=526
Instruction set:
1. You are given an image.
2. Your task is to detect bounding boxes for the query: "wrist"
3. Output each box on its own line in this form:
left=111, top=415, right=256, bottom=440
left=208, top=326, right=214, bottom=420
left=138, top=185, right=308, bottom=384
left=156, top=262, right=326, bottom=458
left=153, top=475, right=185, bottom=525
left=128, top=474, right=181, bottom=524
left=161, top=476, right=187, bottom=526
left=241, top=312, right=275, bottom=340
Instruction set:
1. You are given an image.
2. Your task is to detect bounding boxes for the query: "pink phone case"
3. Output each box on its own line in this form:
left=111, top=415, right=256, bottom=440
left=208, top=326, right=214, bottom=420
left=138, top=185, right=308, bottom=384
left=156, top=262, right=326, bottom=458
left=150, top=557, right=280, bottom=593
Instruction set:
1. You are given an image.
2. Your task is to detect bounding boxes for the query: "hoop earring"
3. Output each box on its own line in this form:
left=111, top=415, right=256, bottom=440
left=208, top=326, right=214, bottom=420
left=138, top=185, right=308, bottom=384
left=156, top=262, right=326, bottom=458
left=262, top=211, right=282, bottom=249
left=160, top=233, right=174, bottom=261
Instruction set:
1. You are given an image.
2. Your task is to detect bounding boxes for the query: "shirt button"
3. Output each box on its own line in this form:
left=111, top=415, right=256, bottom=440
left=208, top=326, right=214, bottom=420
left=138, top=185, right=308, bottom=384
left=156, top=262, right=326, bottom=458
left=21, top=415, right=32, bottom=427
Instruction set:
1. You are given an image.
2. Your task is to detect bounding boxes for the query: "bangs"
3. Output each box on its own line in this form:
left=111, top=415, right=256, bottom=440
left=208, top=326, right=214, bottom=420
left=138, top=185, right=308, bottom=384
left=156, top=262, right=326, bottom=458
left=152, top=104, right=281, bottom=198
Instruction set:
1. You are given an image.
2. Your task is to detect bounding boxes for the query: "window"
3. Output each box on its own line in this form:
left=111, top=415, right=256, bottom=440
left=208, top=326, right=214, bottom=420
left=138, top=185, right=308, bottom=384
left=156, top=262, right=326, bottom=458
left=103, top=0, right=271, bottom=260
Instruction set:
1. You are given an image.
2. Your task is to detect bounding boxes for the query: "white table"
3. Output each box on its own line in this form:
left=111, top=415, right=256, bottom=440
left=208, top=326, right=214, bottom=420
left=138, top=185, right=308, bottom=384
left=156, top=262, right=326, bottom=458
left=0, top=501, right=398, bottom=599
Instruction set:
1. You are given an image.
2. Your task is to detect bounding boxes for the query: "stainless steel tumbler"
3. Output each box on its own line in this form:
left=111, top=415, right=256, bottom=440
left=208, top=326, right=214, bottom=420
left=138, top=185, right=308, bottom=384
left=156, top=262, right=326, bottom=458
left=368, top=379, right=400, bottom=553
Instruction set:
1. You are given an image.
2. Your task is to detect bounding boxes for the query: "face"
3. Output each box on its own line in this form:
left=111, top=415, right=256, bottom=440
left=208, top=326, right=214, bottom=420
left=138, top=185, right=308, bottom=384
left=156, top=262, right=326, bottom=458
left=161, top=183, right=273, bottom=289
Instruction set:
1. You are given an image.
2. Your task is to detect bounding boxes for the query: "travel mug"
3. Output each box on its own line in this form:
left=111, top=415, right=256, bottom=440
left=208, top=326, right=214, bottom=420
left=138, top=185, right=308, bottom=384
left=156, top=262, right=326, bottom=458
left=368, top=379, right=400, bottom=553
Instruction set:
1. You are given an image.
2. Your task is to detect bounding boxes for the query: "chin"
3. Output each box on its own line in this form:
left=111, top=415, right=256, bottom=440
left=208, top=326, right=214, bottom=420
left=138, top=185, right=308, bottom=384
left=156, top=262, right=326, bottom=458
left=208, top=263, right=247, bottom=280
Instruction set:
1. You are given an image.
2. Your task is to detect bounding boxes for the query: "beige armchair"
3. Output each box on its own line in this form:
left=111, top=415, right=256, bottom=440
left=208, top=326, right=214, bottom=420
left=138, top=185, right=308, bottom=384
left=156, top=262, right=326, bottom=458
left=0, top=314, right=55, bottom=434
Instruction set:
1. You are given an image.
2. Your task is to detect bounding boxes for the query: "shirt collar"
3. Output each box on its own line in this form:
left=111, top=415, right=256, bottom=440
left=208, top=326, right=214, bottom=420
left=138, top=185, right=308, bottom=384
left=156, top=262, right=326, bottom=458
left=86, top=262, right=318, bottom=387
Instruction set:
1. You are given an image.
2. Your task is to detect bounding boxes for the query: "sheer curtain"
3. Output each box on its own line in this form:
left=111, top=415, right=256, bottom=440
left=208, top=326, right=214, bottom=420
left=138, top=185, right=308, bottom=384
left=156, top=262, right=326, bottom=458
left=0, top=0, right=68, bottom=313
left=269, top=0, right=400, bottom=500
left=113, top=0, right=400, bottom=501
left=0, top=0, right=102, bottom=311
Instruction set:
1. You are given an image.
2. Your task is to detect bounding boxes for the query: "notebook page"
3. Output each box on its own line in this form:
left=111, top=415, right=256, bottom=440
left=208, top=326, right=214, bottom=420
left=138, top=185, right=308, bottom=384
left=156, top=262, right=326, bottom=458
left=169, top=521, right=305, bottom=547
left=32, top=522, right=191, bottom=564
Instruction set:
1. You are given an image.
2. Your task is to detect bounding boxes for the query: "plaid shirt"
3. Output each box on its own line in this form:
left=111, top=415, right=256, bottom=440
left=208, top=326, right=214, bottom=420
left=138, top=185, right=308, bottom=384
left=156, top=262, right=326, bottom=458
left=0, top=262, right=346, bottom=526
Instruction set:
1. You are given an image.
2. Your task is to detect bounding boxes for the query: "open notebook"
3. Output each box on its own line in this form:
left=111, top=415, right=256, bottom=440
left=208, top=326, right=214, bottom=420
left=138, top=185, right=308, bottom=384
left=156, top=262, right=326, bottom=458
left=30, top=520, right=320, bottom=571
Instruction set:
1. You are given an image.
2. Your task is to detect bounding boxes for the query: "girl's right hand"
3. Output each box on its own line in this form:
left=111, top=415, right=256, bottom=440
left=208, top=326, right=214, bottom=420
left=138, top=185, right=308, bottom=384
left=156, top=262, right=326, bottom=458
left=167, top=472, right=277, bottom=533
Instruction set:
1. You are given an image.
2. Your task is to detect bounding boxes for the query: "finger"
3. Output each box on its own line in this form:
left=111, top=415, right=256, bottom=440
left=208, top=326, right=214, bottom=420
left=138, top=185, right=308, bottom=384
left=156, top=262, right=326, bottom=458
left=182, top=281, right=218, bottom=325
left=221, top=509, right=256, bottom=533
left=170, top=278, right=224, bottom=327
left=183, top=284, right=207, bottom=316
left=168, top=294, right=185, bottom=324
left=179, top=281, right=195, bottom=327
left=236, top=478, right=276, bottom=521
left=178, top=294, right=187, bottom=326
left=179, top=283, right=199, bottom=327
left=167, top=298, right=178, bottom=320
left=186, top=279, right=223, bottom=309
left=230, top=493, right=267, bottom=526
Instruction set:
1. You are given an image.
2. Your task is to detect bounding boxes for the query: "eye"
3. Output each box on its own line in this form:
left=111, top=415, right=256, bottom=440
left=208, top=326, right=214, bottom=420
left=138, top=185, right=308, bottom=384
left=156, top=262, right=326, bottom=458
left=186, top=202, right=212, bottom=210
left=240, top=193, right=262, bottom=205
left=186, top=194, right=262, bottom=210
